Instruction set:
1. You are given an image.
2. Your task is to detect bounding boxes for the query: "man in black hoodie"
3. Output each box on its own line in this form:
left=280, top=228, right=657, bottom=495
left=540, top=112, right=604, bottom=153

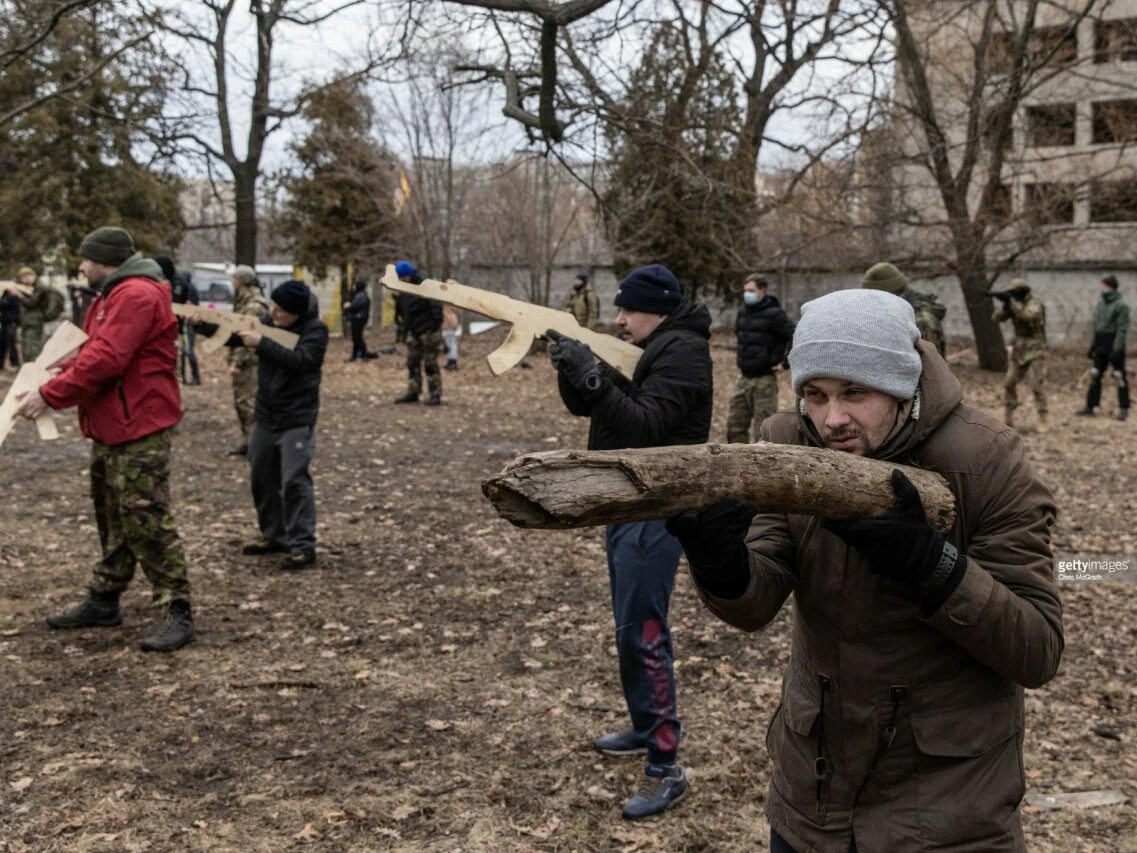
left=547, top=263, right=713, bottom=820
left=235, top=280, right=329, bottom=570
left=727, top=274, right=795, bottom=443
left=343, top=277, right=377, bottom=362
left=392, top=260, right=444, bottom=405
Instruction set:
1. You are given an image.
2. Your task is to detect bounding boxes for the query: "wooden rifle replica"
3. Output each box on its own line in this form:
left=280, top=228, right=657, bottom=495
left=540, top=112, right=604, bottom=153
left=1, top=280, right=34, bottom=297
left=171, top=303, right=299, bottom=355
left=0, top=321, right=89, bottom=450
left=483, top=443, right=957, bottom=532
left=380, top=264, right=641, bottom=381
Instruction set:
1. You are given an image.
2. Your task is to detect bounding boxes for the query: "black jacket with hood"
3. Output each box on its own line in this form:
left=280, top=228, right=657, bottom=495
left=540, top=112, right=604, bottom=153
left=558, top=299, right=713, bottom=450
left=253, top=295, right=328, bottom=431
left=396, top=274, right=443, bottom=336
left=736, top=293, right=795, bottom=377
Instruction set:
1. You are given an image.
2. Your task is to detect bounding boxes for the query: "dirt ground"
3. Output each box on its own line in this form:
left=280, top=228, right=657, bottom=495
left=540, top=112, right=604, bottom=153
left=1, top=327, right=1135, bottom=852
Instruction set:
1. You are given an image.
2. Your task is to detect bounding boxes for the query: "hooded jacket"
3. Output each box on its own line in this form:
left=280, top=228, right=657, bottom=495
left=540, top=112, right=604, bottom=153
left=395, top=275, right=443, bottom=336
left=1092, top=289, right=1129, bottom=355
left=40, top=254, right=182, bottom=445
left=558, top=299, right=713, bottom=450
left=735, top=293, right=795, bottom=377
left=694, top=343, right=1062, bottom=852
left=252, top=297, right=328, bottom=431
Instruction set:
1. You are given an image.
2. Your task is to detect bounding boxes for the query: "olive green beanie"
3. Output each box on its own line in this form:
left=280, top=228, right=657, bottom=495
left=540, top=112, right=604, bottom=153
left=78, top=226, right=135, bottom=266
left=861, top=262, right=908, bottom=295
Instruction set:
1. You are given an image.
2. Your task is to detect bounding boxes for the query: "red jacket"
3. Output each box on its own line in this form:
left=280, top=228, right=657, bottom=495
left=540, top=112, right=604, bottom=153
left=41, top=257, right=181, bottom=445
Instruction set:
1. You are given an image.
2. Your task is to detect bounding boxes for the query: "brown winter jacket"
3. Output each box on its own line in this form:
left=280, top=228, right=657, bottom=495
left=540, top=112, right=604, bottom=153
left=696, top=342, right=1062, bottom=852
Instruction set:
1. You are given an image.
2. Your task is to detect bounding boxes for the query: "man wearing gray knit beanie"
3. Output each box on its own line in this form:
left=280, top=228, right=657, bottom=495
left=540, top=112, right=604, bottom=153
left=667, top=287, right=1061, bottom=852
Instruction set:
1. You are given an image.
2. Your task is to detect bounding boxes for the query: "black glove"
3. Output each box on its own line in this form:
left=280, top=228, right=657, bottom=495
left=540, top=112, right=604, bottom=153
left=547, top=329, right=605, bottom=395
left=666, top=497, right=757, bottom=599
left=823, top=469, right=965, bottom=608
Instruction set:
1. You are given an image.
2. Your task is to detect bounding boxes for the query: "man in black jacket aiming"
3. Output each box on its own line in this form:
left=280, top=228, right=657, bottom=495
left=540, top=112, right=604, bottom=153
left=234, top=280, right=329, bottom=570
left=726, top=274, right=795, bottom=443
left=392, top=260, right=444, bottom=405
left=547, top=263, right=713, bottom=820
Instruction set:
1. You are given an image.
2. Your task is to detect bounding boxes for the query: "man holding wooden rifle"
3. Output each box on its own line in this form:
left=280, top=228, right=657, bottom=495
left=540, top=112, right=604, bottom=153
left=548, top=263, right=713, bottom=820
left=15, top=226, right=194, bottom=653
left=668, top=289, right=1062, bottom=852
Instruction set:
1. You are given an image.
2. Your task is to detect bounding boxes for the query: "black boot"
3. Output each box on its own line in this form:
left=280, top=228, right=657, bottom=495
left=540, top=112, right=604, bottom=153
left=1118, top=409, right=1129, bottom=422
left=229, top=441, right=248, bottom=456
left=140, top=600, right=195, bottom=653
left=394, top=391, right=419, bottom=404
left=46, top=592, right=122, bottom=629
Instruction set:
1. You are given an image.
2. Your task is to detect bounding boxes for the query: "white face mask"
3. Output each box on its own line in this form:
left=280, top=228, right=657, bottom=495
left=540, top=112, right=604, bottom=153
left=743, top=291, right=760, bottom=306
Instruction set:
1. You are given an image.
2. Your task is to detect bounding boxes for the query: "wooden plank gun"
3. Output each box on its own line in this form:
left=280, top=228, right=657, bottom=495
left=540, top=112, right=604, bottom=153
left=171, top=303, right=300, bottom=354
left=380, top=264, right=641, bottom=381
left=0, top=321, right=89, bottom=450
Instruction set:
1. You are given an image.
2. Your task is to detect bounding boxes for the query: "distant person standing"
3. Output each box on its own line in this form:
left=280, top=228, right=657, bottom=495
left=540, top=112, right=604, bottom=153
left=228, top=265, right=269, bottom=454
left=343, top=278, right=377, bottom=362
left=0, top=284, right=21, bottom=369
left=392, top=261, right=444, bottom=406
left=726, top=274, right=795, bottom=443
left=1077, top=274, right=1130, bottom=420
left=170, top=270, right=201, bottom=385
left=11, top=266, right=53, bottom=361
left=237, top=280, right=328, bottom=570
left=991, top=279, right=1047, bottom=431
left=861, top=262, right=947, bottom=357
left=563, top=272, right=600, bottom=330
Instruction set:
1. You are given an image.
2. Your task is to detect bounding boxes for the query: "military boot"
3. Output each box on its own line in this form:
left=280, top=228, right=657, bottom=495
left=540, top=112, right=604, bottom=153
left=46, top=591, right=121, bottom=629
left=393, top=391, right=418, bottom=404
left=424, top=392, right=441, bottom=406
left=140, top=600, right=195, bottom=653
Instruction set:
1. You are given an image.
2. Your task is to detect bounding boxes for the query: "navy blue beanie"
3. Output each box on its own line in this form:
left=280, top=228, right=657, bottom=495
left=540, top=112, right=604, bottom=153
left=395, top=260, right=416, bottom=279
left=614, top=264, right=682, bottom=315
left=272, top=279, right=310, bottom=316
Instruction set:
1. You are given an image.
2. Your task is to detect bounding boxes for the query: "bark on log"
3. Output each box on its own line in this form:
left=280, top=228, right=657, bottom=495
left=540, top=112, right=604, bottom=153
left=481, top=442, right=956, bottom=532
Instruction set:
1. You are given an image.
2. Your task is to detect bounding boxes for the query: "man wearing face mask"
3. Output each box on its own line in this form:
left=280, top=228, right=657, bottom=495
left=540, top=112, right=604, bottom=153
left=726, top=274, right=795, bottom=443
left=668, top=288, right=1061, bottom=852
left=546, top=263, right=713, bottom=820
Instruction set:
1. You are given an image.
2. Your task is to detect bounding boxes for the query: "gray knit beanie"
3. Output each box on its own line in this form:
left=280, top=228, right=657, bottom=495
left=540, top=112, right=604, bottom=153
left=790, top=289, right=923, bottom=400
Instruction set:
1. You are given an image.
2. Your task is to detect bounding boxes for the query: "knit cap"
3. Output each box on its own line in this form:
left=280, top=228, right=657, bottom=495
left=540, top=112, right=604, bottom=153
left=614, top=264, right=682, bottom=315
left=395, top=260, right=416, bottom=279
left=271, top=280, right=311, bottom=316
left=78, top=227, right=135, bottom=266
left=790, top=289, right=922, bottom=400
left=860, top=262, right=908, bottom=294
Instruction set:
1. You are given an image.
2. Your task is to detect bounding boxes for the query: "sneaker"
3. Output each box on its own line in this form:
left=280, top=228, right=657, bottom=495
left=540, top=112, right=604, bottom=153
left=622, top=763, right=688, bottom=820
left=424, top=393, right=441, bottom=406
left=444, top=359, right=458, bottom=371
left=228, top=442, right=249, bottom=456
left=140, top=600, right=195, bottom=653
left=1118, top=409, right=1129, bottom=421
left=1074, top=406, right=1095, bottom=416
left=45, top=594, right=122, bottom=629
left=279, top=550, right=316, bottom=571
left=394, top=391, right=419, bottom=404
left=593, top=730, right=648, bottom=757
left=241, top=538, right=288, bottom=556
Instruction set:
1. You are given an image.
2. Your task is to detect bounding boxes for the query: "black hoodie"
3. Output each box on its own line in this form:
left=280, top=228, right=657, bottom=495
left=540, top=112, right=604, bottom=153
left=253, top=297, right=329, bottom=430
left=558, top=299, right=713, bottom=450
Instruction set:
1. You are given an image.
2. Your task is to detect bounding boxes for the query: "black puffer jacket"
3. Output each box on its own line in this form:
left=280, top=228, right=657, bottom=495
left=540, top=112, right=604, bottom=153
left=346, top=289, right=371, bottom=324
left=253, top=301, right=329, bottom=431
left=736, top=294, right=795, bottom=377
left=559, top=299, right=713, bottom=450
left=396, top=275, right=442, bottom=336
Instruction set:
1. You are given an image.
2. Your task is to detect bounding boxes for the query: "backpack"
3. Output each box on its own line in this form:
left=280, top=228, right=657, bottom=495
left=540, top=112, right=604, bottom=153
left=43, top=287, right=65, bottom=321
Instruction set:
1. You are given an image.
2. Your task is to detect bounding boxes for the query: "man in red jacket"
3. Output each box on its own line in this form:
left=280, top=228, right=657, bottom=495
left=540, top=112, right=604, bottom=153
left=15, top=226, right=194, bottom=652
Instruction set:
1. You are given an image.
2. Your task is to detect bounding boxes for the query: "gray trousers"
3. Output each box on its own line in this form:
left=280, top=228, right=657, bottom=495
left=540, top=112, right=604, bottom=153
left=248, top=423, right=317, bottom=553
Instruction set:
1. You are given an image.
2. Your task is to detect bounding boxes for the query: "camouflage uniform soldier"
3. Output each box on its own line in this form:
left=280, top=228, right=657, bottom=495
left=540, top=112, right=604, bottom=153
left=991, top=279, right=1047, bottom=431
left=862, top=262, right=947, bottom=357
left=392, top=261, right=444, bottom=406
left=228, top=265, right=269, bottom=455
left=563, top=272, right=600, bottom=330
left=12, top=266, right=51, bottom=360
left=18, top=226, right=194, bottom=653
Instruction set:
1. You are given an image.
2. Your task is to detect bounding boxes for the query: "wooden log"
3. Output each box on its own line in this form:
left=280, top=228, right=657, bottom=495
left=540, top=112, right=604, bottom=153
left=481, top=442, right=956, bottom=532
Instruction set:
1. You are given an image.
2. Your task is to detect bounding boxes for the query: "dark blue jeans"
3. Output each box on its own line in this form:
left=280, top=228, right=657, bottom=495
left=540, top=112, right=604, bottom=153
left=605, top=521, right=682, bottom=765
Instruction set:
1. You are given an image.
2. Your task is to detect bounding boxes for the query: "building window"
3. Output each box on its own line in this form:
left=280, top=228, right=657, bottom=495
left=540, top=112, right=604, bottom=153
left=1026, top=104, right=1076, bottom=147
left=1095, top=18, right=1137, bottom=63
left=1092, top=100, right=1137, bottom=144
left=989, top=183, right=1013, bottom=223
left=1025, top=183, right=1075, bottom=225
left=1090, top=180, right=1137, bottom=222
left=1031, top=25, right=1078, bottom=67
left=987, top=31, right=1014, bottom=74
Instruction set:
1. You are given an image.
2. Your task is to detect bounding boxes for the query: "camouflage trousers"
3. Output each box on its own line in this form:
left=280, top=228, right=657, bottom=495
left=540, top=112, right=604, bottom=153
left=727, top=374, right=779, bottom=443
left=89, top=429, right=190, bottom=606
left=406, top=330, right=442, bottom=397
left=21, top=323, right=44, bottom=362
left=232, top=365, right=258, bottom=438
left=1004, top=355, right=1047, bottom=415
